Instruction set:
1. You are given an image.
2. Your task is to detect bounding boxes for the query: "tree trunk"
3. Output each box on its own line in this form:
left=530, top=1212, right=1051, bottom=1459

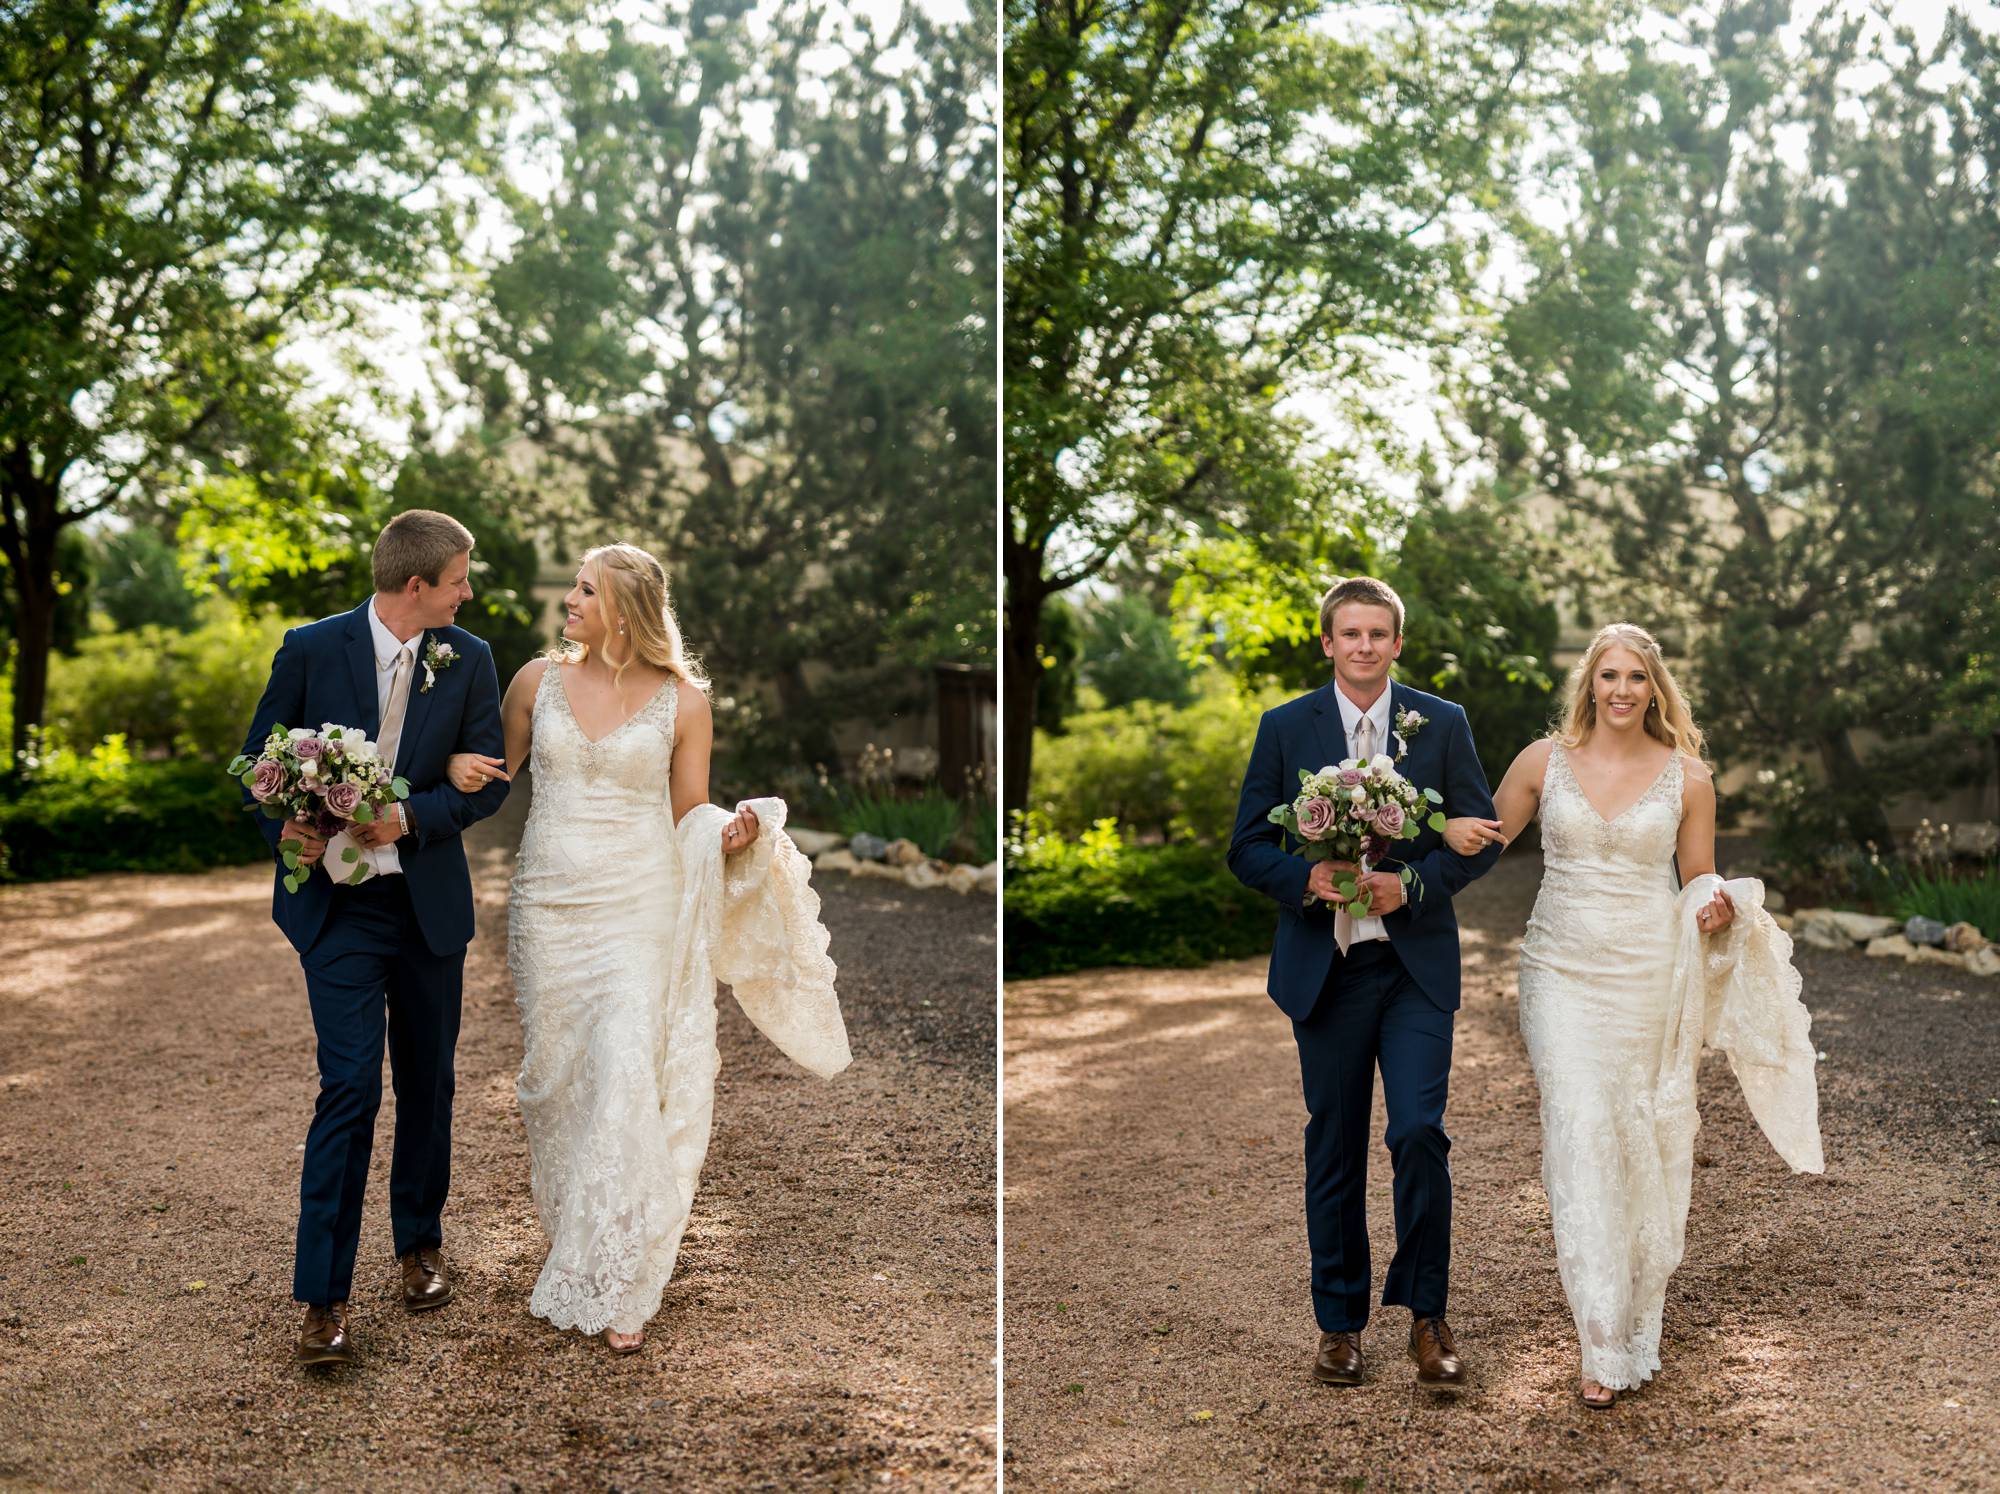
left=2, top=477, right=62, bottom=767
left=772, top=659, right=840, bottom=774
left=1002, top=559, right=1047, bottom=818
left=1817, top=728, right=1892, bottom=850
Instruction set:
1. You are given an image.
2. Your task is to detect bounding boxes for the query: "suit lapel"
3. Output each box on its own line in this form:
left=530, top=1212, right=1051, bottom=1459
left=345, top=603, right=381, bottom=738
left=1310, top=680, right=1350, bottom=770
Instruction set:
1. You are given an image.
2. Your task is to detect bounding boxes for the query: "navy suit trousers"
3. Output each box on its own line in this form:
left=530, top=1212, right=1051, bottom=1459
left=293, top=876, right=464, bottom=1307
left=1293, top=939, right=1454, bottom=1332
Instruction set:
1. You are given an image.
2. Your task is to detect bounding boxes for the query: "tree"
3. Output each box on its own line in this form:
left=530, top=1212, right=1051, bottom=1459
left=1002, top=0, right=1560, bottom=809
left=1468, top=3, right=2000, bottom=843
left=0, top=0, right=522, bottom=758
left=463, top=0, right=996, bottom=775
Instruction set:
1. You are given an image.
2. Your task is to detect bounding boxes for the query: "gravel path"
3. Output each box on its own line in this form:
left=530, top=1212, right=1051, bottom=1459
left=0, top=789, right=996, bottom=1491
left=1002, top=850, right=2000, bottom=1491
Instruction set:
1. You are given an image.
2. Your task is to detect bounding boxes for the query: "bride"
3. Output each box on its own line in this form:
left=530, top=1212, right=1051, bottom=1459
left=1443, top=623, right=1822, bottom=1407
left=446, top=542, right=849, bottom=1353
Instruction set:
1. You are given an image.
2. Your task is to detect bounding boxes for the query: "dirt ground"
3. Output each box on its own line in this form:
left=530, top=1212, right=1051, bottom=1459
left=1002, top=850, right=2000, bottom=1491
left=0, top=789, right=997, bottom=1491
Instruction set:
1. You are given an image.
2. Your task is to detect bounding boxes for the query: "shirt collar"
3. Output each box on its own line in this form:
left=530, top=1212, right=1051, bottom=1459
left=1334, top=680, right=1393, bottom=741
left=366, top=597, right=420, bottom=668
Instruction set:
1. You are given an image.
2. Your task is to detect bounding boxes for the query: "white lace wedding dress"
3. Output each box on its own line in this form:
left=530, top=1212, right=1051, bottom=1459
left=1518, top=746, right=1823, bottom=1390
left=507, top=664, right=851, bottom=1336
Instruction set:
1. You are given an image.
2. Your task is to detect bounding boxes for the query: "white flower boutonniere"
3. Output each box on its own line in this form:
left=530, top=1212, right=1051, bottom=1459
left=1392, top=705, right=1429, bottom=759
left=420, top=638, right=459, bottom=694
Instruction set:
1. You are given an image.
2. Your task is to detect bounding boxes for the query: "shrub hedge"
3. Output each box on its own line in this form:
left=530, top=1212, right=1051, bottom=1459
left=1003, top=826, right=1274, bottom=978
left=0, top=759, right=270, bottom=882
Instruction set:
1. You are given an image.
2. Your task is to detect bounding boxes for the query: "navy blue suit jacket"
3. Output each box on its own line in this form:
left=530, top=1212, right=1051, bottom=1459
left=1227, top=680, right=1502, bottom=1019
left=239, top=602, right=511, bottom=958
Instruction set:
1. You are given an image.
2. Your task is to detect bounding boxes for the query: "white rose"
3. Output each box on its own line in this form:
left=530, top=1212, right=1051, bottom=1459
left=1370, top=753, right=1396, bottom=775
left=301, top=757, right=320, bottom=777
left=1349, top=786, right=1367, bottom=804
left=288, top=727, right=314, bottom=741
left=1322, top=764, right=1343, bottom=777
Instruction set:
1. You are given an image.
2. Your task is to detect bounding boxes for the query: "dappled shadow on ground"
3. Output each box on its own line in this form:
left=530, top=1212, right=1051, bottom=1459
left=0, top=780, right=996, bottom=1490
left=1002, top=851, right=2000, bottom=1491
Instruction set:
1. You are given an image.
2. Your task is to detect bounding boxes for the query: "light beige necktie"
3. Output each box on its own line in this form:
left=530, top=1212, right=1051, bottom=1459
left=1336, top=714, right=1377, bottom=956
left=378, top=644, right=414, bottom=779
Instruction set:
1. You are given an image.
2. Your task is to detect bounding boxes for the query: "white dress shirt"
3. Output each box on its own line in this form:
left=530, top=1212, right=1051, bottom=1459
left=365, top=597, right=417, bottom=878
left=1335, top=681, right=1394, bottom=943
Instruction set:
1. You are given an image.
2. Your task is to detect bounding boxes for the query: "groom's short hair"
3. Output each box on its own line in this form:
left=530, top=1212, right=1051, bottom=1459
left=1319, top=576, right=1404, bottom=639
left=373, top=510, right=475, bottom=594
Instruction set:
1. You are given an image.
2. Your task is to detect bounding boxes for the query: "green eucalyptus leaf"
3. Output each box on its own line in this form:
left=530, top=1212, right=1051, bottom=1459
left=1423, top=787, right=1442, bottom=804
left=342, top=847, right=359, bottom=862
left=1427, top=812, right=1446, bottom=831
left=392, top=778, right=410, bottom=799
left=353, top=802, right=375, bottom=824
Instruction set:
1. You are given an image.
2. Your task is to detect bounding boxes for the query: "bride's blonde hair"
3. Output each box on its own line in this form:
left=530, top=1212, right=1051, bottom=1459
left=552, top=543, right=709, bottom=698
left=1554, top=622, right=1705, bottom=761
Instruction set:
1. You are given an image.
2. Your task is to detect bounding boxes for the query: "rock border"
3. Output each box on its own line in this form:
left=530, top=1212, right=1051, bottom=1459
left=786, top=829, right=997, bottom=896
left=1787, top=904, right=1999, bottom=979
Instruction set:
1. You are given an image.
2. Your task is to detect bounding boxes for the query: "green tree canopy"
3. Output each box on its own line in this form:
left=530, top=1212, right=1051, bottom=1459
left=0, top=0, right=524, bottom=757
left=1466, top=2, right=2000, bottom=840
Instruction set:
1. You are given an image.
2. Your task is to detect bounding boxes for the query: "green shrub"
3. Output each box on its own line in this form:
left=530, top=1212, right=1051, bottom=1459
left=1029, top=681, right=1280, bottom=846
left=44, top=601, right=299, bottom=760
left=834, top=783, right=964, bottom=857
left=0, top=756, right=269, bottom=881
left=1003, top=816, right=1274, bottom=978
left=1892, top=860, right=2000, bottom=936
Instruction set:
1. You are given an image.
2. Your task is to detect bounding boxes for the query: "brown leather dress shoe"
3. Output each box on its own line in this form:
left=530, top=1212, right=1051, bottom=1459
left=1409, top=1316, right=1466, bottom=1387
left=296, top=1302, right=353, bottom=1366
left=398, top=1246, right=451, bottom=1312
left=1312, top=1330, right=1365, bottom=1386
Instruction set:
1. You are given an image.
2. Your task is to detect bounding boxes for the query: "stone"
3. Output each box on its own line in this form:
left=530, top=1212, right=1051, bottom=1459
left=885, top=838, right=925, bottom=868
left=848, top=832, right=890, bottom=862
left=1823, top=911, right=1900, bottom=942
left=813, top=849, right=859, bottom=875
left=1904, top=915, right=1948, bottom=948
left=1949, top=821, right=1999, bottom=857
left=945, top=864, right=979, bottom=895
left=787, top=827, right=845, bottom=858
left=1771, top=913, right=1795, bottom=933
left=1762, top=887, right=1786, bottom=913
left=1865, top=935, right=1915, bottom=960
left=974, top=861, right=999, bottom=895
left=1906, top=945, right=1966, bottom=970
left=851, top=858, right=905, bottom=881
left=903, top=861, right=946, bottom=891
left=1966, top=945, right=2000, bottom=979
left=1794, top=914, right=1858, bottom=951
left=1944, top=921, right=1988, bottom=955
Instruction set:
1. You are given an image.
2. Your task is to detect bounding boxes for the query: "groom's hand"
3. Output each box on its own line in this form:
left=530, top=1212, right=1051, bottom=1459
left=282, top=819, right=328, bottom=867
left=1307, top=860, right=1358, bottom=904
left=352, top=810, right=403, bottom=849
left=1357, top=869, right=1405, bottom=914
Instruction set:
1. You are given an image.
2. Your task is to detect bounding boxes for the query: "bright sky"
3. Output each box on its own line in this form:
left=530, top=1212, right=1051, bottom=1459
left=1286, top=0, right=2000, bottom=505
left=292, top=0, right=976, bottom=454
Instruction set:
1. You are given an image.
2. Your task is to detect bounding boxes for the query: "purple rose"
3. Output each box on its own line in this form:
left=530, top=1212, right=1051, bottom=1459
left=1296, top=796, right=1338, bottom=841
left=250, top=758, right=288, bottom=802
left=1373, top=801, right=1406, bottom=836
left=324, top=781, right=364, bottom=819
left=292, top=736, right=326, bottom=761
left=303, top=777, right=330, bottom=796
left=1337, top=768, right=1365, bottom=787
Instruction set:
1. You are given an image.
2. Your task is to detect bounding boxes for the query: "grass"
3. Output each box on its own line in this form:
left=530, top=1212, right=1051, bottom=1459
left=833, top=783, right=964, bottom=858
left=1891, top=859, right=2000, bottom=935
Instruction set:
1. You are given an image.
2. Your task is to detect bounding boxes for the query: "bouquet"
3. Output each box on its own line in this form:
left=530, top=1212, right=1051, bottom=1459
left=229, top=725, right=411, bottom=892
left=1267, top=753, right=1447, bottom=914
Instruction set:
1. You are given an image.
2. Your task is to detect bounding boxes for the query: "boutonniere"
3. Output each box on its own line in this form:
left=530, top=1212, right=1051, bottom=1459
left=1393, top=706, right=1429, bottom=759
left=420, top=638, right=459, bottom=693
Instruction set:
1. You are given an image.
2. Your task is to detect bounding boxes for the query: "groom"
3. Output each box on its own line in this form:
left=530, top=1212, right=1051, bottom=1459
left=1227, top=576, right=1502, bottom=1389
left=240, top=509, right=511, bottom=1366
